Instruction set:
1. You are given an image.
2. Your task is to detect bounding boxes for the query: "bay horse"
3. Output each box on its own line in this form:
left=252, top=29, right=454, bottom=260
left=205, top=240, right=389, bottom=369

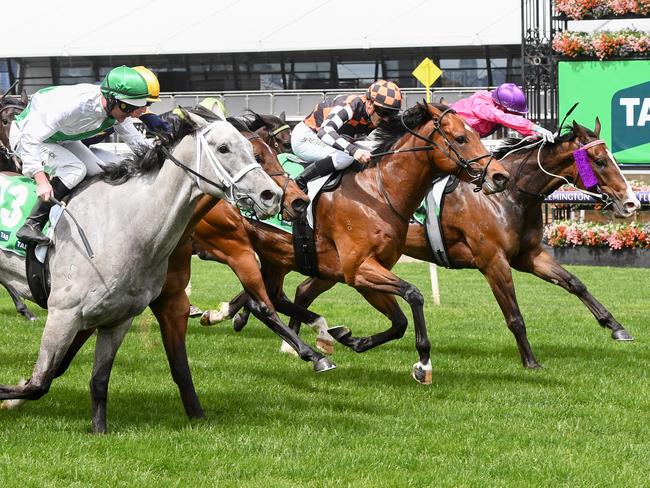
left=197, top=102, right=511, bottom=384
left=0, top=89, right=27, bottom=172
left=260, top=119, right=640, bottom=369
left=0, top=109, right=283, bottom=433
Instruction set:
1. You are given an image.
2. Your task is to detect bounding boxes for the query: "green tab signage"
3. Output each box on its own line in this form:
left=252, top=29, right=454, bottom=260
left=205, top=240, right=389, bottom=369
left=559, top=60, right=650, bottom=164
left=0, top=175, right=38, bottom=256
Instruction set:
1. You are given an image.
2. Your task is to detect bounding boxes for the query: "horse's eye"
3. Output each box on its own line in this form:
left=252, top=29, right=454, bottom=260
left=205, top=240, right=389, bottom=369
left=594, top=158, right=606, bottom=168
left=455, top=135, right=467, bottom=144
left=254, top=155, right=262, bottom=164
left=217, top=144, right=229, bottom=154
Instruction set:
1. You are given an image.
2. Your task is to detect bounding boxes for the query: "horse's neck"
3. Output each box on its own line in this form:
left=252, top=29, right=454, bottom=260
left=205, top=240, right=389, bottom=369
left=370, top=139, right=437, bottom=220
left=143, top=141, right=203, bottom=256
left=512, top=144, right=574, bottom=204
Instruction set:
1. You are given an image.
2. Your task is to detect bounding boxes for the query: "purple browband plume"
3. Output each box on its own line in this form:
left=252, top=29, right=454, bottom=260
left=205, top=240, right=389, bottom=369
left=573, top=148, right=598, bottom=189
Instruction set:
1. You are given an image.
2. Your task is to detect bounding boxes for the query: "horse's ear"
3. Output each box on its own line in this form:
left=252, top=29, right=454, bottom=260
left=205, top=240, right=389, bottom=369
left=186, top=111, right=209, bottom=129
left=571, top=120, right=587, bottom=140
left=21, top=89, right=28, bottom=105
left=594, top=117, right=601, bottom=137
left=279, top=111, right=286, bottom=122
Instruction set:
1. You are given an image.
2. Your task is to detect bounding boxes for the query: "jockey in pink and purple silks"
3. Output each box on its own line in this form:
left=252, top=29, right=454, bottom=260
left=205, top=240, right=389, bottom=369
left=451, top=83, right=555, bottom=143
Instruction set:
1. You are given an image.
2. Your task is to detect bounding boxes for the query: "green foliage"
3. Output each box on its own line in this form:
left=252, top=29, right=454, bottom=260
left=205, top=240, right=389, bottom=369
left=0, top=261, right=648, bottom=487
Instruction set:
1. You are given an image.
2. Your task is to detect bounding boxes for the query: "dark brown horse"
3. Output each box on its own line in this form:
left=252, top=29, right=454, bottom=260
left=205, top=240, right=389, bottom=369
left=251, top=119, right=639, bottom=369
left=0, top=89, right=28, bottom=172
left=196, top=103, right=510, bottom=384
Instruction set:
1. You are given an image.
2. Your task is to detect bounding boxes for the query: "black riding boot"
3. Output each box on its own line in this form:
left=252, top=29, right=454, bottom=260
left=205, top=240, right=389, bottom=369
left=295, top=156, right=336, bottom=191
left=15, top=177, right=71, bottom=245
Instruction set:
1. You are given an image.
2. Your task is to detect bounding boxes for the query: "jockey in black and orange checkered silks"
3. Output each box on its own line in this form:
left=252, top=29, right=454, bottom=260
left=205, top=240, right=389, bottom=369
left=292, top=80, right=402, bottom=191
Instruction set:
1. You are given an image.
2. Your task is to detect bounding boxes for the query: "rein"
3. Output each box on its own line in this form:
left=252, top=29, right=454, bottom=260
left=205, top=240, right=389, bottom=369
left=504, top=136, right=610, bottom=204
left=371, top=108, right=494, bottom=191
left=160, top=122, right=262, bottom=211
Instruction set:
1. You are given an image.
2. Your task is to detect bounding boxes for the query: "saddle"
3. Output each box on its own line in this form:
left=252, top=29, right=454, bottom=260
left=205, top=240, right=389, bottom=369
left=292, top=171, right=343, bottom=277
left=420, top=175, right=459, bottom=268
left=25, top=203, right=66, bottom=309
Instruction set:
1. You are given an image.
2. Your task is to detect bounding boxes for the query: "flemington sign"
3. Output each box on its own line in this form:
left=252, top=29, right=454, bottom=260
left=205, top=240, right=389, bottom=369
left=558, top=60, right=650, bottom=164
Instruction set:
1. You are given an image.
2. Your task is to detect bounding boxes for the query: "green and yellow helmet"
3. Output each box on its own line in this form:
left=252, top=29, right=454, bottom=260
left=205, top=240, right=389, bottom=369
left=133, top=66, right=161, bottom=103
left=100, top=65, right=150, bottom=107
left=199, top=97, right=228, bottom=117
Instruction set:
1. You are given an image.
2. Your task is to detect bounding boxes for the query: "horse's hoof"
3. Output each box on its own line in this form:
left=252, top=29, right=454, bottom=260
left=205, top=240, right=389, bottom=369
left=200, top=302, right=231, bottom=326
left=279, top=341, right=300, bottom=357
left=188, top=305, right=203, bottom=318
left=412, top=362, right=432, bottom=385
left=1, top=398, right=26, bottom=410
left=313, top=357, right=336, bottom=373
left=525, top=361, right=543, bottom=369
left=612, top=329, right=634, bottom=341
left=316, top=338, right=334, bottom=355
left=328, top=326, right=351, bottom=342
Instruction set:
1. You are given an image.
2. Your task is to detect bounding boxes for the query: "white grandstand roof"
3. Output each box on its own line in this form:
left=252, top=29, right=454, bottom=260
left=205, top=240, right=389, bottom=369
left=3, top=0, right=524, bottom=58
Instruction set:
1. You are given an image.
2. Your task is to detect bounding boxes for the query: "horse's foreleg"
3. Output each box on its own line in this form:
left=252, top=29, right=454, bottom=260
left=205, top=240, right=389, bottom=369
left=480, top=258, right=541, bottom=369
left=516, top=249, right=632, bottom=341
left=244, top=297, right=336, bottom=373
left=150, top=292, right=204, bottom=419
left=90, top=319, right=132, bottom=434
left=329, top=258, right=431, bottom=383
left=2, top=283, right=37, bottom=321
left=285, top=277, right=338, bottom=354
left=0, top=312, right=80, bottom=402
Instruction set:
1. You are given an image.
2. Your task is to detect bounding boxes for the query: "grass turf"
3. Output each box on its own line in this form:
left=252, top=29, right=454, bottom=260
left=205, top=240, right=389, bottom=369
left=0, top=260, right=648, bottom=487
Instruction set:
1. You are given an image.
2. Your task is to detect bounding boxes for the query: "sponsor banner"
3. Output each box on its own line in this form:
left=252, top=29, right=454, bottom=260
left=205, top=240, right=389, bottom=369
left=558, top=60, right=650, bottom=164
left=544, top=191, right=650, bottom=204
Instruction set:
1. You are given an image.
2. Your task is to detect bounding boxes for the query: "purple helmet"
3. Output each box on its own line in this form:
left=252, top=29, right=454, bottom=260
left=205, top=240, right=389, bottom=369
left=491, top=83, right=528, bottom=114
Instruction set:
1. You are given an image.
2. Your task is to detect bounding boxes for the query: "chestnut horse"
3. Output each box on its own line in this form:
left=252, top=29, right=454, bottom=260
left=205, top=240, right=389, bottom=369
left=197, top=103, right=510, bottom=384
left=255, top=119, right=640, bottom=369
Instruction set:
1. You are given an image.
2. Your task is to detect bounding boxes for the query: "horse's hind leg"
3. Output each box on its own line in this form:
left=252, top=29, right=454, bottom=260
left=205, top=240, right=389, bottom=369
left=481, top=258, right=541, bottom=369
left=90, top=319, right=132, bottom=434
left=2, top=282, right=37, bottom=321
left=0, top=311, right=80, bottom=402
left=150, top=290, right=204, bottom=420
left=516, top=249, right=632, bottom=341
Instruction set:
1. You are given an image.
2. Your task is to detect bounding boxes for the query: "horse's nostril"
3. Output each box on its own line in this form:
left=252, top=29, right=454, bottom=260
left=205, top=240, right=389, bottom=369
left=260, top=189, right=277, bottom=202
left=292, top=198, right=309, bottom=214
left=625, top=201, right=639, bottom=212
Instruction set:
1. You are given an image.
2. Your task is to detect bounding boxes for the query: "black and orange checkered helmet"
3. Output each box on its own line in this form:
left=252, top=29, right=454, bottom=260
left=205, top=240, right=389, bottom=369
left=367, top=80, right=402, bottom=111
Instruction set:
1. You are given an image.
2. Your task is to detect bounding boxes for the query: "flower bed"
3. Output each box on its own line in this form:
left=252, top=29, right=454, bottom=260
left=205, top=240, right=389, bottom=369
left=555, top=0, right=650, bottom=20
left=544, top=221, right=650, bottom=267
left=544, top=220, right=650, bottom=249
left=552, top=29, right=650, bottom=59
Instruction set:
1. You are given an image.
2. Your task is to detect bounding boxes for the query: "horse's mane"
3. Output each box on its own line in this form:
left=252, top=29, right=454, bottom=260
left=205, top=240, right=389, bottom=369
left=99, top=106, right=212, bottom=186
left=366, top=103, right=447, bottom=169
left=491, top=125, right=596, bottom=160
left=233, top=110, right=278, bottom=132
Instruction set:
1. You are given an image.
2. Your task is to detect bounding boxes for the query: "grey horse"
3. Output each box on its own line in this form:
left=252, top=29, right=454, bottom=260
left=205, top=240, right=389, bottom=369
left=0, top=110, right=282, bottom=433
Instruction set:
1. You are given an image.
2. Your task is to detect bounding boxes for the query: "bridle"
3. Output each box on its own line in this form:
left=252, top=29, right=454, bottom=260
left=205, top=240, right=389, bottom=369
left=505, top=135, right=612, bottom=207
left=370, top=107, right=494, bottom=223
left=266, top=122, right=291, bottom=153
left=0, top=103, right=26, bottom=170
left=244, top=130, right=292, bottom=218
left=160, top=121, right=263, bottom=214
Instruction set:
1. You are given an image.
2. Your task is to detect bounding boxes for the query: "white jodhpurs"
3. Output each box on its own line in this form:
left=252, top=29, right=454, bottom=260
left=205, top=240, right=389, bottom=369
left=291, top=122, right=359, bottom=170
left=11, top=132, right=123, bottom=190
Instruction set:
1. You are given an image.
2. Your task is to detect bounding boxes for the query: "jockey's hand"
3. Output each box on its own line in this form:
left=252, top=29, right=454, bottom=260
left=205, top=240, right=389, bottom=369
left=533, top=125, right=555, bottom=143
left=34, top=172, right=53, bottom=202
left=354, top=149, right=372, bottom=164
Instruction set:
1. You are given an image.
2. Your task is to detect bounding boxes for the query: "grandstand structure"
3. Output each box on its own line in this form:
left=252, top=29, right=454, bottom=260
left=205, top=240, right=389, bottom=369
left=0, top=0, right=523, bottom=119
